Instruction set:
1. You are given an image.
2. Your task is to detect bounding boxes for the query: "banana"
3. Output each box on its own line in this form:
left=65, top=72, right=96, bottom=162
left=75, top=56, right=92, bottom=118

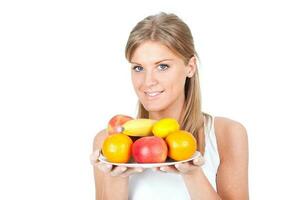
left=121, top=118, right=156, bottom=136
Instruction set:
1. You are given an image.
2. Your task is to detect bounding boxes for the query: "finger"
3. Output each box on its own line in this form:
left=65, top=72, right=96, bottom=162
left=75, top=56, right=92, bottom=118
left=175, top=162, right=191, bottom=173
left=192, top=156, right=205, bottom=166
left=110, top=166, right=127, bottom=176
left=90, top=150, right=100, bottom=165
left=120, top=167, right=144, bottom=177
left=160, top=166, right=178, bottom=173
left=97, top=163, right=113, bottom=173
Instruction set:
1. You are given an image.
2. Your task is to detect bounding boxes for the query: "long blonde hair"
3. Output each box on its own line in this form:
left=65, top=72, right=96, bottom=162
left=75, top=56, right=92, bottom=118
left=125, top=12, right=205, bottom=141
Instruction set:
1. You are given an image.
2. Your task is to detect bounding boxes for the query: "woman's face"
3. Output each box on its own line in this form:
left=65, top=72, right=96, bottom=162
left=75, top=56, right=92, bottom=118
left=130, top=41, right=195, bottom=112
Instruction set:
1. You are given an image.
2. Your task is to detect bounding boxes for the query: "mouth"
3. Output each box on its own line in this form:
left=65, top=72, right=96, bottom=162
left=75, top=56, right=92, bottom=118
left=144, top=91, right=164, bottom=99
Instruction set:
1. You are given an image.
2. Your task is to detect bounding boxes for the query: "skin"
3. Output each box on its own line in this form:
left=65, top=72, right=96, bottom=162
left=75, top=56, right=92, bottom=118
left=91, top=41, right=249, bottom=200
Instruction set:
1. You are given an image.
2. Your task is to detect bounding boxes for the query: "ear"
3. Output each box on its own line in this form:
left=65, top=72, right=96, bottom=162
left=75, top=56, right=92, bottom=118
left=185, top=56, right=197, bottom=78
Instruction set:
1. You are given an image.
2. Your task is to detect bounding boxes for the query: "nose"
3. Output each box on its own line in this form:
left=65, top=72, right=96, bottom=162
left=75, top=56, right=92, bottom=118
left=144, top=70, right=158, bottom=87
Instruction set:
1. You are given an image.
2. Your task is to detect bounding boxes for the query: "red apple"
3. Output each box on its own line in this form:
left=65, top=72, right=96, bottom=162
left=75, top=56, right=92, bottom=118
left=107, top=114, right=133, bottom=134
left=132, top=136, right=168, bottom=163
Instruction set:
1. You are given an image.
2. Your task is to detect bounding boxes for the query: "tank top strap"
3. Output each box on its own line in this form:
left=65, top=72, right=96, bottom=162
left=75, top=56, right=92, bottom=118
left=203, top=113, right=212, bottom=136
left=201, top=113, right=220, bottom=190
left=203, top=113, right=220, bottom=161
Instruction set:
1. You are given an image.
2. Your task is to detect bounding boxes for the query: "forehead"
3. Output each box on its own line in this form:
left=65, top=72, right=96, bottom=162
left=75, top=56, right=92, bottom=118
left=131, top=41, right=180, bottom=64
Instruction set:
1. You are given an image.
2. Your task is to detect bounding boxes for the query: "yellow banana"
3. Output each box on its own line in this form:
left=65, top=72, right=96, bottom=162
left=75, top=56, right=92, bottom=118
left=122, top=118, right=156, bottom=136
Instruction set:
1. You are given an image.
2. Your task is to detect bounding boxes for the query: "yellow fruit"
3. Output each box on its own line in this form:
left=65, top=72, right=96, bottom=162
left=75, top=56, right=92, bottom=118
left=152, top=118, right=180, bottom=138
left=102, top=134, right=133, bottom=163
left=165, top=130, right=197, bottom=161
left=122, top=118, right=156, bottom=137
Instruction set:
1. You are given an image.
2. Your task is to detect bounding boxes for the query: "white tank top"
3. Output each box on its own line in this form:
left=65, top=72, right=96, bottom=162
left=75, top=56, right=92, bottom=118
left=128, top=114, right=220, bottom=200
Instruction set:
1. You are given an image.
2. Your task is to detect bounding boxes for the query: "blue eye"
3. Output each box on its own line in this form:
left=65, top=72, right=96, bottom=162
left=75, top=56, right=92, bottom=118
left=158, top=64, right=169, bottom=71
left=132, top=66, right=144, bottom=72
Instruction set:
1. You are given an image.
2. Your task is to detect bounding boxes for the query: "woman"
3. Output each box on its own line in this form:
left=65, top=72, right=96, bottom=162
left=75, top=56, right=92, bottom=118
left=90, top=12, right=249, bottom=200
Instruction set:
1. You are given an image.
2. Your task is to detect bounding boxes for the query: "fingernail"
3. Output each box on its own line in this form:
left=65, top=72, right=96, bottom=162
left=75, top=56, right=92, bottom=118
left=121, top=167, right=127, bottom=172
left=193, top=159, right=200, bottom=165
left=175, top=164, right=180, bottom=168
left=160, top=167, right=166, bottom=171
left=106, top=164, right=112, bottom=169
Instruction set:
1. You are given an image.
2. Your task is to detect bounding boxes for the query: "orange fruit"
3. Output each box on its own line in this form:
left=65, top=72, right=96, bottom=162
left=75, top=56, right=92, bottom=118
left=102, top=133, right=133, bottom=163
left=165, top=130, right=197, bottom=161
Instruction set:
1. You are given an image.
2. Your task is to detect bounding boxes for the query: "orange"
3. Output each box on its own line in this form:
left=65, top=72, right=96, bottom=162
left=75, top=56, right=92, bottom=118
left=165, top=130, right=197, bottom=161
left=102, top=133, right=133, bottom=163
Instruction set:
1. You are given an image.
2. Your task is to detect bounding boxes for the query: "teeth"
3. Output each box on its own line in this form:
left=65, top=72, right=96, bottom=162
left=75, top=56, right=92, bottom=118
left=146, top=92, right=162, bottom=97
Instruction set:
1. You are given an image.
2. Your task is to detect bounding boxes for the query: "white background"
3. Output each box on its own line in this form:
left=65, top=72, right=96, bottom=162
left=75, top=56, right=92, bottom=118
left=0, top=0, right=299, bottom=199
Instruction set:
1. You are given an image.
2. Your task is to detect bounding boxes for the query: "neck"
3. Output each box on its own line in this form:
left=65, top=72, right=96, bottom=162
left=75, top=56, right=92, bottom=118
left=149, top=93, right=185, bottom=122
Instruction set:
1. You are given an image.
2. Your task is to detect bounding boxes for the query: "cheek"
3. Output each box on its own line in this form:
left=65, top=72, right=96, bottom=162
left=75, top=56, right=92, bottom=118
left=165, top=74, right=186, bottom=93
left=131, top=74, right=143, bottom=91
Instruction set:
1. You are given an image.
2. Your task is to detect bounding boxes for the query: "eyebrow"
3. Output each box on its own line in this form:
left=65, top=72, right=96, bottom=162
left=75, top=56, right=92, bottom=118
left=131, top=59, right=173, bottom=65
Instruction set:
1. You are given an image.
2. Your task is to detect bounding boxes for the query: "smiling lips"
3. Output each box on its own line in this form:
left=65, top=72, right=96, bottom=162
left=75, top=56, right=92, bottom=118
left=144, top=91, right=164, bottom=98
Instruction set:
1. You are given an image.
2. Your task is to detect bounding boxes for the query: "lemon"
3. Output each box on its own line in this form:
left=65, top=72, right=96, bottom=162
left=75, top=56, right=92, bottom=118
left=152, top=118, right=180, bottom=138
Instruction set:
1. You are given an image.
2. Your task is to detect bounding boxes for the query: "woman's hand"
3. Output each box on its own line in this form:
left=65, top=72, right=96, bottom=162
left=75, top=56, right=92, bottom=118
left=155, top=155, right=205, bottom=174
left=90, top=149, right=144, bottom=178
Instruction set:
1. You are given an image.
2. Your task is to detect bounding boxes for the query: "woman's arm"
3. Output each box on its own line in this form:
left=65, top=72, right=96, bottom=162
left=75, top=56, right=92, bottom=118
left=92, top=130, right=129, bottom=200
left=214, top=118, right=249, bottom=199
left=161, top=118, right=249, bottom=200
left=183, top=118, right=249, bottom=199
left=182, top=167, right=221, bottom=200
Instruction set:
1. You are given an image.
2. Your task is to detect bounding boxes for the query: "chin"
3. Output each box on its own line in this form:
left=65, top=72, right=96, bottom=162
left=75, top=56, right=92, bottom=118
left=142, top=102, right=167, bottom=112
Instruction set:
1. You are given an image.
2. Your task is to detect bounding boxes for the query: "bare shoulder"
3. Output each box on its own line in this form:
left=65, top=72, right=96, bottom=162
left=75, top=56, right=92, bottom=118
left=93, top=129, right=108, bottom=151
left=214, top=116, right=248, bottom=161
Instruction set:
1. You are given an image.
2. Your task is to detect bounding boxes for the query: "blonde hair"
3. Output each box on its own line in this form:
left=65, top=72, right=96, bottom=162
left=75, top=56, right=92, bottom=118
left=125, top=12, right=205, bottom=142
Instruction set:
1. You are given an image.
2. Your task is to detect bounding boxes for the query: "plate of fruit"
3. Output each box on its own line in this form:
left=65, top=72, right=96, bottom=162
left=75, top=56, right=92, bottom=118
left=98, top=115, right=203, bottom=168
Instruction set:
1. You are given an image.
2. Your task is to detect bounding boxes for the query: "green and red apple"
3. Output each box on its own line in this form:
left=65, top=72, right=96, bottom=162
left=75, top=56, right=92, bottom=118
left=107, top=114, right=133, bottom=134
